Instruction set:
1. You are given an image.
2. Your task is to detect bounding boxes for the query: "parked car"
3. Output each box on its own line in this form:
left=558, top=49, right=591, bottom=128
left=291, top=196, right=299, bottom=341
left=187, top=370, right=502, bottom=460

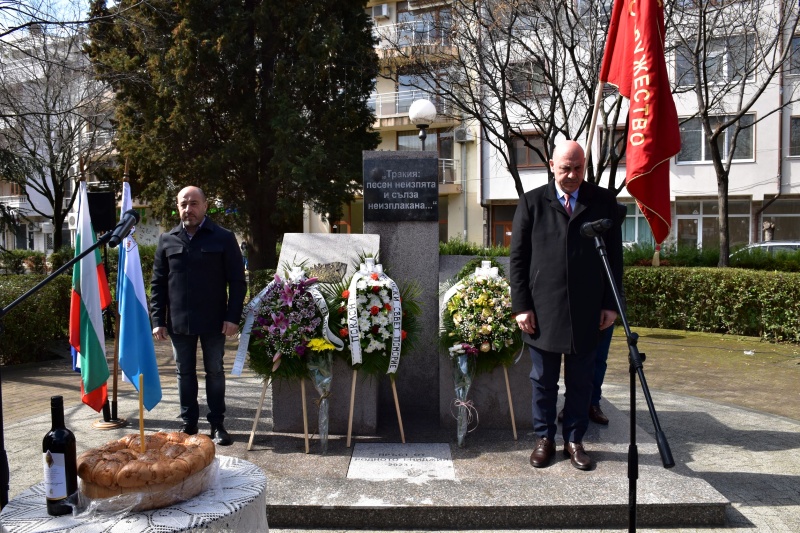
left=730, top=241, right=800, bottom=257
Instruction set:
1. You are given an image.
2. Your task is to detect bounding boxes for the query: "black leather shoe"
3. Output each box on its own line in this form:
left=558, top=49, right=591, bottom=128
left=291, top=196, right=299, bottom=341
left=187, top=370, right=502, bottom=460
left=563, top=442, right=593, bottom=471
left=589, top=405, right=609, bottom=425
left=529, top=437, right=556, bottom=468
left=179, top=423, right=198, bottom=435
left=211, top=424, right=232, bottom=446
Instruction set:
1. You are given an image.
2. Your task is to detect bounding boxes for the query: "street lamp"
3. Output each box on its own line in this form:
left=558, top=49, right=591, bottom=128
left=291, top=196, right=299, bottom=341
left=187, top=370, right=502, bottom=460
left=408, top=98, right=437, bottom=151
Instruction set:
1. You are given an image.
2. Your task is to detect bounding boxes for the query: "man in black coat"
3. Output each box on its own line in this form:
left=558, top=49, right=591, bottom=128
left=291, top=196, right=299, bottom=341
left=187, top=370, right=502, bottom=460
left=151, top=186, right=246, bottom=446
left=510, top=141, right=623, bottom=470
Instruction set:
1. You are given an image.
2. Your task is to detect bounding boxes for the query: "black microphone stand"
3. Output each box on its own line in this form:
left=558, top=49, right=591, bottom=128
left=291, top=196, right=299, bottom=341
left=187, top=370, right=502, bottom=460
left=589, top=233, right=675, bottom=532
left=0, top=230, right=115, bottom=509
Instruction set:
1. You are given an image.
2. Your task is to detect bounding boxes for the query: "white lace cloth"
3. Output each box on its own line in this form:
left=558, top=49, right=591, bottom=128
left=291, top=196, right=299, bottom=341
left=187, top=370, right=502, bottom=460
left=0, top=456, right=268, bottom=532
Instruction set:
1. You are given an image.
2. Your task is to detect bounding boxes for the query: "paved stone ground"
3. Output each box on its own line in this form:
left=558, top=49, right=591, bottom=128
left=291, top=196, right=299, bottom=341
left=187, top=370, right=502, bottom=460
left=1, top=329, right=798, bottom=531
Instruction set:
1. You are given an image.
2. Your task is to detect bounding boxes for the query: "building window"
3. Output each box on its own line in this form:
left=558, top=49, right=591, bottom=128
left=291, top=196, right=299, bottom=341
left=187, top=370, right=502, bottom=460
left=676, top=115, right=754, bottom=163
left=397, top=128, right=454, bottom=183
left=790, top=36, right=800, bottom=75
left=675, top=35, right=754, bottom=86
left=790, top=117, right=800, bottom=156
left=762, top=198, right=800, bottom=241
left=491, top=205, right=517, bottom=247
left=398, top=128, right=438, bottom=152
left=599, top=126, right=626, bottom=166
left=396, top=1, right=451, bottom=47
left=675, top=198, right=750, bottom=249
left=513, top=134, right=547, bottom=168
left=508, top=61, right=547, bottom=98
left=620, top=203, right=654, bottom=246
left=15, top=224, right=28, bottom=250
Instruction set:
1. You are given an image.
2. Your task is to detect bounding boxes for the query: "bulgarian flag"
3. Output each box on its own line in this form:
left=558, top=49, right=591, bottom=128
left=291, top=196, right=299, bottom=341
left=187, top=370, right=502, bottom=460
left=69, top=180, right=112, bottom=412
left=599, top=0, right=680, bottom=245
left=117, top=181, right=162, bottom=410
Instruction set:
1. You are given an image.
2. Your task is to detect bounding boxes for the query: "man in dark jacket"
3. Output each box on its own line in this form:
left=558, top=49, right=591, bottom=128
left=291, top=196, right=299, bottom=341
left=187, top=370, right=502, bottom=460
left=510, top=141, right=623, bottom=470
left=151, top=186, right=246, bottom=446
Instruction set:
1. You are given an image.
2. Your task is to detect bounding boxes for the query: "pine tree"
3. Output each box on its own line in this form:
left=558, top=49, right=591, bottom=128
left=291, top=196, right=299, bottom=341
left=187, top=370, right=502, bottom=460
left=87, top=0, right=379, bottom=268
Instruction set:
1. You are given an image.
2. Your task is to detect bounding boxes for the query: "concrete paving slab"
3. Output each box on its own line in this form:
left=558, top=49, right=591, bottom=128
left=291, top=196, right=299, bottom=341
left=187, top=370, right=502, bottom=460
left=1, top=360, right=727, bottom=530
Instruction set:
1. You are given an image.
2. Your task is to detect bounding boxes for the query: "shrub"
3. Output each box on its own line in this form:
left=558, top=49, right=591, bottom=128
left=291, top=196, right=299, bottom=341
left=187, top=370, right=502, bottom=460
left=624, top=267, right=800, bottom=342
left=439, top=236, right=509, bottom=257
left=0, top=250, right=28, bottom=274
left=0, top=274, right=72, bottom=365
left=48, top=246, right=74, bottom=273
left=24, top=251, right=48, bottom=274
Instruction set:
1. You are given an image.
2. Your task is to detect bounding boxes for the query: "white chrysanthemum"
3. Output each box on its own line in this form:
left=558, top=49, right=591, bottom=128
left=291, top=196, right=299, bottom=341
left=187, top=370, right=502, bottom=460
left=356, top=279, right=367, bottom=290
left=366, top=338, right=385, bottom=353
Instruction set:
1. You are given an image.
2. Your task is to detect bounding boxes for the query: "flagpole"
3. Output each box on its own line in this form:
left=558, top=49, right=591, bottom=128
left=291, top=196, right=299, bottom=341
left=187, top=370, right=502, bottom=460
left=583, top=81, right=606, bottom=181
left=93, top=304, right=127, bottom=429
left=85, top=163, right=124, bottom=430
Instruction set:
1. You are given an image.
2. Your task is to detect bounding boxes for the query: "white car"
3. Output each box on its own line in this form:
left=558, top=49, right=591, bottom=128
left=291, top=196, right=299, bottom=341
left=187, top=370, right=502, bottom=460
left=730, top=241, right=800, bottom=257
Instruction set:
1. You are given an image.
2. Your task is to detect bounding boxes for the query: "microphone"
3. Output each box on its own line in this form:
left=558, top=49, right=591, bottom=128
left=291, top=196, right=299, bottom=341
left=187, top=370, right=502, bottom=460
left=107, top=209, right=140, bottom=248
left=580, top=218, right=614, bottom=238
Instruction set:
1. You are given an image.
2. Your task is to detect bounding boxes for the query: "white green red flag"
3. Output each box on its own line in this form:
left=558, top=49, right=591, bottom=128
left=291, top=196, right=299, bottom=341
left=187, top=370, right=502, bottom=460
left=599, top=0, right=680, bottom=245
left=69, top=181, right=112, bottom=412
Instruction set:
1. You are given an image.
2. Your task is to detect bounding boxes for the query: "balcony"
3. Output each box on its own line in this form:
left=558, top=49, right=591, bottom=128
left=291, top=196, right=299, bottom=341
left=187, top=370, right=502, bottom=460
left=367, top=89, right=454, bottom=128
left=438, top=158, right=461, bottom=195
left=0, top=195, right=30, bottom=211
left=81, top=130, right=115, bottom=150
left=374, top=20, right=451, bottom=49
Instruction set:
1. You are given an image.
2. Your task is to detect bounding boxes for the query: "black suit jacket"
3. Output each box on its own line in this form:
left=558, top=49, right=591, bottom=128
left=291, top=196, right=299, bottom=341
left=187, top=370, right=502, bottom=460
left=509, top=180, right=623, bottom=354
left=150, top=217, right=247, bottom=335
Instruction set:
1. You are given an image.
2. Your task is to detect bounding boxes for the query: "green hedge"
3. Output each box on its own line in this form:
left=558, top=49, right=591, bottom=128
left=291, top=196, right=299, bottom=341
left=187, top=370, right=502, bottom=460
left=0, top=274, right=72, bottom=364
left=624, top=267, right=800, bottom=342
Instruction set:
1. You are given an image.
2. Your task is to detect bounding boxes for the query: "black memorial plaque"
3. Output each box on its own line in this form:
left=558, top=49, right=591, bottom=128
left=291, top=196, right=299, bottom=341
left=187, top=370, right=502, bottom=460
left=363, top=157, right=438, bottom=222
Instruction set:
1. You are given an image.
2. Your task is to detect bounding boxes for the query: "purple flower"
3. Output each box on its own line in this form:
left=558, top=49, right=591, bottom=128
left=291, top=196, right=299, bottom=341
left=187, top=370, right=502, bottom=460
left=279, top=283, right=296, bottom=307
left=295, top=344, right=307, bottom=356
left=269, top=311, right=289, bottom=335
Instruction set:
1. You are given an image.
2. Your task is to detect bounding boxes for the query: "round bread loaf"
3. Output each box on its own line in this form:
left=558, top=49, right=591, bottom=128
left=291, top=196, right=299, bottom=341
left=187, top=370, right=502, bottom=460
left=77, top=432, right=216, bottom=507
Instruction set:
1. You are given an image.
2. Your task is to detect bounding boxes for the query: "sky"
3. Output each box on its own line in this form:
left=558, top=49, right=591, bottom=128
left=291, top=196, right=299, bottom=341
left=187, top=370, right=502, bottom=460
left=1, top=0, right=91, bottom=38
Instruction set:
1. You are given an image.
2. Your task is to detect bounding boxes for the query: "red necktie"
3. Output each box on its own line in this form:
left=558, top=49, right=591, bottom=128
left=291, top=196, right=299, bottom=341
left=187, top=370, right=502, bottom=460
left=564, top=194, right=572, bottom=216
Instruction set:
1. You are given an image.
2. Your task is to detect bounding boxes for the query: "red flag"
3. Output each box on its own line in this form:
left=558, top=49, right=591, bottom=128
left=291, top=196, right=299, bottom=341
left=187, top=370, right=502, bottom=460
left=600, top=0, right=679, bottom=245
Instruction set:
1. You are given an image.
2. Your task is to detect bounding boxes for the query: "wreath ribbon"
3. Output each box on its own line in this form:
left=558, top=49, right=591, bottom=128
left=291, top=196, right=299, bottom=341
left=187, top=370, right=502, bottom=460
left=231, top=268, right=343, bottom=377
left=345, top=258, right=403, bottom=373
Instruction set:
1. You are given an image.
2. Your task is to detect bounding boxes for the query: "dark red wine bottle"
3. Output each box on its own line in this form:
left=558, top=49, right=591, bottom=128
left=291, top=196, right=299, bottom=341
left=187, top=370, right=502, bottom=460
left=42, top=395, right=77, bottom=516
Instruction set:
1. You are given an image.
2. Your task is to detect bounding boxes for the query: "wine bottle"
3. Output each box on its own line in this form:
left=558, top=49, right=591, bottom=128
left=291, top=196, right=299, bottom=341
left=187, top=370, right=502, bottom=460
left=42, top=395, right=77, bottom=516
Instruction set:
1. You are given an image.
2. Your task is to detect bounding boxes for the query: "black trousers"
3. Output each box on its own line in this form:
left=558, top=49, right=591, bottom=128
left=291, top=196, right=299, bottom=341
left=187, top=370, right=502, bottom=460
left=529, top=346, right=595, bottom=443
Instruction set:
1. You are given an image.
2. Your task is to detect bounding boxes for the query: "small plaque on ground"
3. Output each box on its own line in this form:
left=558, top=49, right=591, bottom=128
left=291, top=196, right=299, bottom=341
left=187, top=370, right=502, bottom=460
left=347, top=443, right=455, bottom=482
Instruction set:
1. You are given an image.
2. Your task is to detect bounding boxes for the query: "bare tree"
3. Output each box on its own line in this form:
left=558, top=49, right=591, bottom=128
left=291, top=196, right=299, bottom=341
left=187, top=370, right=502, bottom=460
left=666, top=0, right=800, bottom=265
left=375, top=0, right=628, bottom=198
left=0, top=16, right=114, bottom=250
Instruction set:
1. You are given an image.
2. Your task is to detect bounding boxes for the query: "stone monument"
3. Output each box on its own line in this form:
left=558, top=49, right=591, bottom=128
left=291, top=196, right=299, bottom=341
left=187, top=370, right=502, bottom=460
left=363, top=150, right=441, bottom=427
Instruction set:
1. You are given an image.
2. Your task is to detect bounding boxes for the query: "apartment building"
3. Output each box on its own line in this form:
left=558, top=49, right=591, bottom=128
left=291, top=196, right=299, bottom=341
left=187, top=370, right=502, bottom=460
left=307, top=0, right=800, bottom=250
left=0, top=25, right=114, bottom=254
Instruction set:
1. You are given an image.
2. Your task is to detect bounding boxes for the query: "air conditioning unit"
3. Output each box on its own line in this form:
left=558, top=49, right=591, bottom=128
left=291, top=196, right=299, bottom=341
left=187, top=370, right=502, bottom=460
left=454, top=126, right=474, bottom=143
left=67, top=213, right=78, bottom=230
left=372, top=3, right=389, bottom=20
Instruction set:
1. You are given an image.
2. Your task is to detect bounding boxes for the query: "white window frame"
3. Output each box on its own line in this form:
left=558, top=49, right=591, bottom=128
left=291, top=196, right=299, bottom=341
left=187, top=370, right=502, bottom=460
left=676, top=114, right=755, bottom=164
